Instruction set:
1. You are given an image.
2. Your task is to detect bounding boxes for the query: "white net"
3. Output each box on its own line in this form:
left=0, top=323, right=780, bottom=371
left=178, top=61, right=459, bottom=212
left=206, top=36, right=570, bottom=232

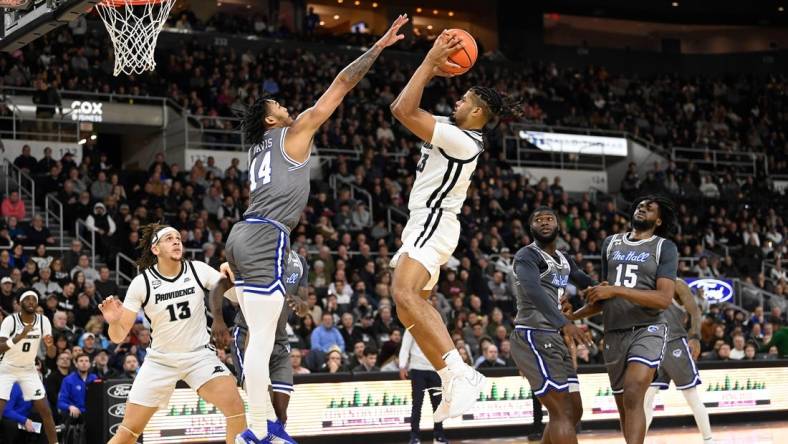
left=95, top=0, right=176, bottom=76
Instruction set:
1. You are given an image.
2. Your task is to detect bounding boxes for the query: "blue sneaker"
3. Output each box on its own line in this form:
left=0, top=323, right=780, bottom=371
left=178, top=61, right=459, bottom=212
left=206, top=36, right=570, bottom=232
left=235, top=428, right=271, bottom=444
left=268, top=419, right=297, bottom=444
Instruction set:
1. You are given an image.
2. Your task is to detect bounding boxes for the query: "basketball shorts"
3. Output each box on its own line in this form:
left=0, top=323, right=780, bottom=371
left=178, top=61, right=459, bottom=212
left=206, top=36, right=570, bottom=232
left=652, top=337, right=701, bottom=390
left=0, top=364, right=46, bottom=401
left=603, top=323, right=668, bottom=394
left=510, top=327, right=579, bottom=397
left=126, top=347, right=231, bottom=408
left=225, top=218, right=288, bottom=295
left=390, top=208, right=460, bottom=291
left=231, top=325, right=294, bottom=395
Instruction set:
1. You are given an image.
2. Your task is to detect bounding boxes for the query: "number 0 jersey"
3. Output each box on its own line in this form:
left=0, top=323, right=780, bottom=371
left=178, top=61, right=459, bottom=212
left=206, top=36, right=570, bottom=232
left=0, top=313, right=51, bottom=370
left=408, top=116, right=483, bottom=214
left=123, top=260, right=221, bottom=354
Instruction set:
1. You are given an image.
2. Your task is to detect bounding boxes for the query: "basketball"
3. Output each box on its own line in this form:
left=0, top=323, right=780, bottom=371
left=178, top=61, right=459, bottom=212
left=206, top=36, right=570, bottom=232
left=440, top=28, right=478, bottom=75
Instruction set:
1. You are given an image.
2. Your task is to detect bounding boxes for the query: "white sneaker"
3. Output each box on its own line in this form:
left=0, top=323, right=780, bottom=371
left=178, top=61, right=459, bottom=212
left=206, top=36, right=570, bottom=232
left=433, top=366, right=486, bottom=422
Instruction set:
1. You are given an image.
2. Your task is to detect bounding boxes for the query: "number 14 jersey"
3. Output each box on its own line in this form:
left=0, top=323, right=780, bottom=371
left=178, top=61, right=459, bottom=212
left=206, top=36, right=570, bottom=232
left=123, top=260, right=221, bottom=354
left=600, top=232, right=678, bottom=330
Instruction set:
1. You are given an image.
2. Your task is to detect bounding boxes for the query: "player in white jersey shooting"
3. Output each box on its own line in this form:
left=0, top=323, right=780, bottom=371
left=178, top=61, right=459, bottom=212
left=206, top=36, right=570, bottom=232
left=0, top=290, right=58, bottom=444
left=389, top=31, right=521, bottom=421
left=99, top=223, right=246, bottom=444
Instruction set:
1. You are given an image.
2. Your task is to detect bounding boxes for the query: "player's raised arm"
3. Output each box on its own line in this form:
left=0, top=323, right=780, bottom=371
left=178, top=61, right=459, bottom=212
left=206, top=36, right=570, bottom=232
left=285, top=14, right=409, bottom=161
left=390, top=32, right=462, bottom=141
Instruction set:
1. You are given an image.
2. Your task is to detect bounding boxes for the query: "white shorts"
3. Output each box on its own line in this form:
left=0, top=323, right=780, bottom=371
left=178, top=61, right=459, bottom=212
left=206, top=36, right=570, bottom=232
left=0, top=364, right=46, bottom=401
left=391, top=208, right=460, bottom=290
left=126, top=347, right=231, bottom=408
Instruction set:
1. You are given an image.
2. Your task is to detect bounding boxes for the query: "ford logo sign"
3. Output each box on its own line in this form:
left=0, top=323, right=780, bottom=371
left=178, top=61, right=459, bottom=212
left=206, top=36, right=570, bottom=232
left=108, top=403, right=126, bottom=418
left=107, top=384, right=132, bottom=399
left=109, top=423, right=120, bottom=436
left=687, top=279, right=733, bottom=303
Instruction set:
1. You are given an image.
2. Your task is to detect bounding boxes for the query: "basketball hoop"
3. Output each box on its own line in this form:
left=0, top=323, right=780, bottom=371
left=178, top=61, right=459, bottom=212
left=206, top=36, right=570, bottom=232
left=95, top=0, right=176, bottom=76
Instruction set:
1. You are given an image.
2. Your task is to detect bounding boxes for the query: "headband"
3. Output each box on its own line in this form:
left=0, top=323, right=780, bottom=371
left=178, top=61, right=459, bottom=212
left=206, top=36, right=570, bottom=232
left=19, top=290, right=38, bottom=304
left=151, top=226, right=179, bottom=246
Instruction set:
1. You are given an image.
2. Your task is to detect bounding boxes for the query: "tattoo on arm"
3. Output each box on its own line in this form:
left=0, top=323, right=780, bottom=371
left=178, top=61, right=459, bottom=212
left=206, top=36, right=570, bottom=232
left=338, top=46, right=383, bottom=85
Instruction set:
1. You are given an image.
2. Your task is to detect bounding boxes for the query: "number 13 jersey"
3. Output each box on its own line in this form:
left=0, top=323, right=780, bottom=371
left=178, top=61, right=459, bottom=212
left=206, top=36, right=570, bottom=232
left=600, top=232, right=678, bottom=330
left=123, top=260, right=221, bottom=354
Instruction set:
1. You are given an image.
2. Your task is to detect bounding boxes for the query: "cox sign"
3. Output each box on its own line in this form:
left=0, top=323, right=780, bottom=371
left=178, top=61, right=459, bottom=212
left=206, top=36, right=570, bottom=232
left=69, top=100, right=103, bottom=122
left=686, top=278, right=734, bottom=303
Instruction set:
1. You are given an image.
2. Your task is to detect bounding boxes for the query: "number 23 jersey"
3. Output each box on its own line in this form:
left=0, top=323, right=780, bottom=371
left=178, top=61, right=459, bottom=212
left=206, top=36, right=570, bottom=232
left=123, top=260, right=221, bottom=354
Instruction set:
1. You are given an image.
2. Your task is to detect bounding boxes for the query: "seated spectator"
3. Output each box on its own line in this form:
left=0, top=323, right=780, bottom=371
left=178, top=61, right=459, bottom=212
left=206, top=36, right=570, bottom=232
left=31, top=244, right=54, bottom=271
left=70, top=255, right=99, bottom=283
left=476, top=344, right=507, bottom=369
left=45, top=351, right=71, bottom=415
left=743, top=343, right=759, bottom=360
left=1, top=191, right=26, bottom=220
left=352, top=346, right=380, bottom=373
left=729, top=333, right=746, bottom=360
left=0, top=251, right=12, bottom=281
left=319, top=347, right=346, bottom=373
left=62, top=239, right=84, bottom=272
left=120, top=354, right=139, bottom=379
left=13, top=144, right=37, bottom=173
left=22, top=215, right=55, bottom=246
left=310, top=312, right=345, bottom=353
left=1, top=276, right=17, bottom=315
left=498, top=338, right=515, bottom=367
left=91, top=349, right=117, bottom=379
left=0, top=383, right=38, bottom=441
left=84, top=202, right=116, bottom=259
left=290, top=349, right=310, bottom=375
left=57, top=354, right=97, bottom=420
left=33, top=267, right=62, bottom=299
left=338, top=313, right=362, bottom=353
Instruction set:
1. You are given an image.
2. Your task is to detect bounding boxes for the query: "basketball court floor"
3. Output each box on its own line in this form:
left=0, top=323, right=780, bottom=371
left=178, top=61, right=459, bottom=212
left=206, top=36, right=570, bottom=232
left=456, top=421, right=788, bottom=443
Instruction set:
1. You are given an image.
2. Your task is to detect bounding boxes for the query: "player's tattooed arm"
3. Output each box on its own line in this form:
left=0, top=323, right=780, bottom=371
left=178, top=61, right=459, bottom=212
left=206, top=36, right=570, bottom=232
left=337, top=46, right=384, bottom=85
left=209, top=277, right=233, bottom=350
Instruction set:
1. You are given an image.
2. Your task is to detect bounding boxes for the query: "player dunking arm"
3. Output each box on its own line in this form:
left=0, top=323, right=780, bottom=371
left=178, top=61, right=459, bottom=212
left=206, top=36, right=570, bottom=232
left=389, top=31, right=521, bottom=421
left=98, top=224, right=245, bottom=444
left=210, top=250, right=309, bottom=435
left=644, top=279, right=712, bottom=442
left=565, top=196, right=678, bottom=444
left=224, top=16, right=409, bottom=444
left=509, top=207, right=596, bottom=444
left=0, top=290, right=58, bottom=444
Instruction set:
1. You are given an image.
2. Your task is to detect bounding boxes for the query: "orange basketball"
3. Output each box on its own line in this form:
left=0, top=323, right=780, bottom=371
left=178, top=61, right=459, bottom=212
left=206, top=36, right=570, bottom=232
left=440, top=29, right=478, bottom=75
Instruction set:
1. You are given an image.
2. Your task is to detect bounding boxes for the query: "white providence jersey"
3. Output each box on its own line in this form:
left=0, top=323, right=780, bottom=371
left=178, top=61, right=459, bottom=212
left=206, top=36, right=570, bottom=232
left=0, top=313, right=51, bottom=370
left=408, top=115, right=483, bottom=214
left=123, top=260, right=221, bottom=354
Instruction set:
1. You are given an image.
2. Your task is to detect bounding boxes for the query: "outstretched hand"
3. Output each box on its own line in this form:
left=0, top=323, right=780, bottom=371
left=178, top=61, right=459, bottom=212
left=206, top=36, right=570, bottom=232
left=98, top=296, right=124, bottom=324
left=374, top=14, right=409, bottom=49
left=425, top=31, right=463, bottom=76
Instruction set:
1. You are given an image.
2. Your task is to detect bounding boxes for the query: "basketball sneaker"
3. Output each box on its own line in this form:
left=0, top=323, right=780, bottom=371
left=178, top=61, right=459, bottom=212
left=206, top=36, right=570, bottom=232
left=433, top=365, right=486, bottom=422
left=235, top=420, right=297, bottom=444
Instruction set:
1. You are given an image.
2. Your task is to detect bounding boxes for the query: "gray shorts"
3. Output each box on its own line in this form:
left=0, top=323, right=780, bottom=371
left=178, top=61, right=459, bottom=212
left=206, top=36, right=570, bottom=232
left=231, top=325, right=294, bottom=395
left=225, top=220, right=288, bottom=294
left=510, top=327, right=579, bottom=397
left=653, top=337, right=701, bottom=390
left=603, top=323, right=667, bottom=394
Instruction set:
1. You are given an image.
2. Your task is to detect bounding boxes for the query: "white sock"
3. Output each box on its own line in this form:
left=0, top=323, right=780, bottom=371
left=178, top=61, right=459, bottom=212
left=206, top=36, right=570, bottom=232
left=442, top=349, right=464, bottom=375
left=239, top=288, right=283, bottom=436
left=682, top=386, right=712, bottom=441
left=644, top=385, right=659, bottom=431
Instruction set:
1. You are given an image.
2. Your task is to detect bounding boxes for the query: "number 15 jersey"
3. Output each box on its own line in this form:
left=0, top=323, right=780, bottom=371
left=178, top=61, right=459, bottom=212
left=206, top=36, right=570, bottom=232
left=600, top=232, right=678, bottom=330
left=123, top=260, right=221, bottom=354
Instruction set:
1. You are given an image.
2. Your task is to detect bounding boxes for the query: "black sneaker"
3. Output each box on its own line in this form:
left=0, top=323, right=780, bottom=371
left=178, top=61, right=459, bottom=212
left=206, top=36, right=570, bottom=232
left=409, top=436, right=421, bottom=444
left=433, top=437, right=449, bottom=444
left=527, top=430, right=543, bottom=441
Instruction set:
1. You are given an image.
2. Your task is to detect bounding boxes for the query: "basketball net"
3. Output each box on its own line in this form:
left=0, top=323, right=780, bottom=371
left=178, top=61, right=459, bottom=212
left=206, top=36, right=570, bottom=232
left=95, top=0, right=176, bottom=76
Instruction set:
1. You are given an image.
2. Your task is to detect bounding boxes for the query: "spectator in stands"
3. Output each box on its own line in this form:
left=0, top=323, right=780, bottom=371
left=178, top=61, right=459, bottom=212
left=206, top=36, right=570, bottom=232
left=13, top=144, right=37, bottom=173
left=743, top=343, right=758, bottom=360
left=91, top=349, right=116, bottom=379
left=70, top=255, right=99, bottom=283
left=311, top=312, right=345, bottom=353
left=31, top=244, right=54, bottom=270
left=319, top=347, right=346, bottom=374
left=0, top=251, right=11, bottom=280
left=84, top=202, right=116, bottom=259
left=89, top=171, right=112, bottom=201
left=62, top=240, right=84, bottom=272
left=0, top=276, right=16, bottom=315
left=57, top=354, right=97, bottom=419
left=290, top=349, right=310, bottom=375
left=22, top=215, right=55, bottom=246
left=352, top=346, right=380, bottom=373
left=338, top=313, right=362, bottom=353
left=33, top=267, right=62, bottom=298
left=729, top=333, right=746, bottom=360
left=693, top=257, right=718, bottom=278
left=120, top=354, right=139, bottom=379
left=1, top=191, right=26, bottom=220
left=20, top=260, right=39, bottom=286
left=762, top=324, right=788, bottom=357
left=93, top=265, right=118, bottom=301
left=476, top=344, right=507, bottom=369
left=51, top=311, right=75, bottom=345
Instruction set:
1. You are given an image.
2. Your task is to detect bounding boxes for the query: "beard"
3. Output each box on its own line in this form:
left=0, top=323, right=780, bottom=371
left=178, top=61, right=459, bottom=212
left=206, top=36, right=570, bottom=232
left=632, top=217, right=656, bottom=231
left=533, top=228, right=559, bottom=245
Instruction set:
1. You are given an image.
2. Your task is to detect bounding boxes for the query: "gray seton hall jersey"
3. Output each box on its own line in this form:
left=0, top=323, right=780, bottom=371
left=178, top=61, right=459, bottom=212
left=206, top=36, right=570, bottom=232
left=663, top=300, right=688, bottom=341
left=600, top=232, right=679, bottom=330
left=513, top=244, right=571, bottom=329
left=243, top=127, right=311, bottom=230
left=234, top=250, right=309, bottom=344
left=124, top=260, right=222, bottom=354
